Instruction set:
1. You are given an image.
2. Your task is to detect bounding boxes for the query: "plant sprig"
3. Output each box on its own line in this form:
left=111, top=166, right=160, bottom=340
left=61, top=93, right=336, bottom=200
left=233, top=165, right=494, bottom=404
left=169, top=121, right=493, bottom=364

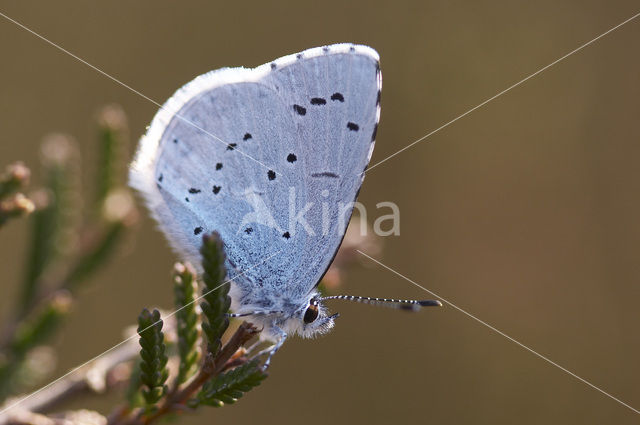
left=114, top=233, right=266, bottom=425
left=0, top=106, right=137, bottom=403
left=195, top=359, right=267, bottom=407
left=199, top=232, right=231, bottom=357
left=137, top=309, right=169, bottom=409
left=173, top=263, right=200, bottom=385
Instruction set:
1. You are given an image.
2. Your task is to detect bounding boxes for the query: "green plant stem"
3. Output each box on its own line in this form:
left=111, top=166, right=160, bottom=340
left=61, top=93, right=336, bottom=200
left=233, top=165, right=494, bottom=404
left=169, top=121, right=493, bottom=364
left=137, top=309, right=169, bottom=409
left=199, top=233, right=231, bottom=357
left=21, top=136, right=80, bottom=314
left=113, top=322, right=259, bottom=425
left=64, top=221, right=126, bottom=290
left=0, top=292, right=71, bottom=400
left=95, top=105, right=127, bottom=208
left=173, top=263, right=200, bottom=386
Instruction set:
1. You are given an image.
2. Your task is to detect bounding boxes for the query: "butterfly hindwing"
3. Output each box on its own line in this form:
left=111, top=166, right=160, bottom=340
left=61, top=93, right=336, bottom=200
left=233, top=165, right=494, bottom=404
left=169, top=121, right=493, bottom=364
left=130, top=44, right=381, bottom=305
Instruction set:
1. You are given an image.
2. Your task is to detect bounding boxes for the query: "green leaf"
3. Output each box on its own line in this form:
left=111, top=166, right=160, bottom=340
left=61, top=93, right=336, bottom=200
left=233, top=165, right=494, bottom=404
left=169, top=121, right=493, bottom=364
left=94, top=105, right=128, bottom=208
left=125, top=358, right=145, bottom=408
left=0, top=292, right=72, bottom=399
left=173, top=262, right=201, bottom=384
left=10, top=292, right=72, bottom=357
left=199, top=232, right=231, bottom=357
left=21, top=135, right=80, bottom=312
left=137, top=308, right=169, bottom=407
left=64, top=220, right=125, bottom=289
left=196, top=360, right=267, bottom=407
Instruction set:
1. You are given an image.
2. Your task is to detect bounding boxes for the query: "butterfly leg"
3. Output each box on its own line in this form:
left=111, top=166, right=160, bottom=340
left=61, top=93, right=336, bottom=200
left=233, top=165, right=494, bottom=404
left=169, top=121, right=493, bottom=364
left=262, top=326, right=287, bottom=370
left=227, top=309, right=284, bottom=318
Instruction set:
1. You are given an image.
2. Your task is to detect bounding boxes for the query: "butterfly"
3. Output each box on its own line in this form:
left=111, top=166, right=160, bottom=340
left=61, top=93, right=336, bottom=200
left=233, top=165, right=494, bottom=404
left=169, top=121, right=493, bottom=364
left=129, top=43, right=440, bottom=367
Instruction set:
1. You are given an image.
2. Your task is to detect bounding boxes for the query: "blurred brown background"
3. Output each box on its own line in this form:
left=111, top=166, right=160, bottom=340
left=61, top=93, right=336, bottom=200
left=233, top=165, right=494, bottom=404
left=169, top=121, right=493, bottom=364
left=1, top=1, right=639, bottom=424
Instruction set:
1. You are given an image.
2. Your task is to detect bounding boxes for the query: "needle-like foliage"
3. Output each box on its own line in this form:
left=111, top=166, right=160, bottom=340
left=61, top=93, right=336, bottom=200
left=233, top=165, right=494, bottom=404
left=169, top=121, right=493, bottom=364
left=95, top=105, right=128, bottom=209
left=199, top=232, right=231, bottom=357
left=173, top=262, right=201, bottom=384
left=0, top=292, right=71, bottom=399
left=22, top=135, right=80, bottom=311
left=0, top=107, right=279, bottom=425
left=137, top=309, right=169, bottom=408
left=196, top=359, right=267, bottom=407
left=0, top=110, right=138, bottom=406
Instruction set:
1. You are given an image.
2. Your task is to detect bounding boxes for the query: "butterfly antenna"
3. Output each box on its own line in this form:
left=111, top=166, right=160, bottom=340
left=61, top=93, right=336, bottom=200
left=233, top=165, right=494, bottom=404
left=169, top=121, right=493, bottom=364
left=320, top=295, right=442, bottom=311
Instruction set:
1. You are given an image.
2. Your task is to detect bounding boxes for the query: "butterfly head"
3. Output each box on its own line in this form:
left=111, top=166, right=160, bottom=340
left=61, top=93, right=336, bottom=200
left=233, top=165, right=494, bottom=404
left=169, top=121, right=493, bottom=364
left=277, top=292, right=443, bottom=339
left=282, top=294, right=338, bottom=339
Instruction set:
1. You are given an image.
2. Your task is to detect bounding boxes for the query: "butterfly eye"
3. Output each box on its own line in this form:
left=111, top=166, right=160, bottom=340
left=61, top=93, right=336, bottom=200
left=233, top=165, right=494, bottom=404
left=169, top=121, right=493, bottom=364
left=303, top=303, right=319, bottom=324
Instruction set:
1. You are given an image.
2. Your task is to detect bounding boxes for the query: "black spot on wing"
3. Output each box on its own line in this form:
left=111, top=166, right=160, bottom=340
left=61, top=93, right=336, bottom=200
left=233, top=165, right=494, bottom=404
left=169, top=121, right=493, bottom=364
left=310, top=97, right=326, bottom=105
left=347, top=122, right=359, bottom=131
left=371, top=124, right=378, bottom=142
left=243, top=133, right=252, bottom=141
left=331, top=92, right=344, bottom=102
left=293, top=104, right=306, bottom=116
left=376, top=90, right=381, bottom=105
left=287, top=153, right=297, bottom=163
left=212, top=185, right=221, bottom=194
left=194, top=226, right=203, bottom=235
left=227, top=143, right=237, bottom=151
left=189, top=188, right=201, bottom=194
left=270, top=62, right=276, bottom=70
left=282, top=231, right=290, bottom=239
left=267, top=170, right=276, bottom=180
left=245, top=227, right=253, bottom=235
left=185, top=197, right=190, bottom=202
left=173, top=139, right=178, bottom=144
left=296, top=53, right=303, bottom=59
left=157, top=173, right=163, bottom=182
left=216, top=162, right=223, bottom=170
left=311, top=172, right=339, bottom=178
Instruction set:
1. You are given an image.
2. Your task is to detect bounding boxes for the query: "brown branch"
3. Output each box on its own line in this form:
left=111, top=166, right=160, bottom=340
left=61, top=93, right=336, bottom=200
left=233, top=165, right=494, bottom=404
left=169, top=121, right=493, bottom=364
left=0, top=307, right=261, bottom=425
left=0, top=336, right=138, bottom=425
left=112, top=322, right=259, bottom=425
left=0, top=317, right=176, bottom=425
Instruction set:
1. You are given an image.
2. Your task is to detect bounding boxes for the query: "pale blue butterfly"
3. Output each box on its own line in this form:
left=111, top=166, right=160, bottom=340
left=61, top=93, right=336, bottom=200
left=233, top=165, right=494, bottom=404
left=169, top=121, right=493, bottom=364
left=129, top=43, right=440, bottom=367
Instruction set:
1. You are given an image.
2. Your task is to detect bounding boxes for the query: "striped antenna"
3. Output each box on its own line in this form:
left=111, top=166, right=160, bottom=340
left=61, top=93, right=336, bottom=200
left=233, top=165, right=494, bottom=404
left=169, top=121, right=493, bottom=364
left=227, top=309, right=284, bottom=318
left=320, top=295, right=442, bottom=311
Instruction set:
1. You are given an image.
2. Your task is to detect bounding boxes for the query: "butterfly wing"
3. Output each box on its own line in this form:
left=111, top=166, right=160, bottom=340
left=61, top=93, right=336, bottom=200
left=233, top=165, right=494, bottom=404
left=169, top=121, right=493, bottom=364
left=130, top=44, right=381, bottom=307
